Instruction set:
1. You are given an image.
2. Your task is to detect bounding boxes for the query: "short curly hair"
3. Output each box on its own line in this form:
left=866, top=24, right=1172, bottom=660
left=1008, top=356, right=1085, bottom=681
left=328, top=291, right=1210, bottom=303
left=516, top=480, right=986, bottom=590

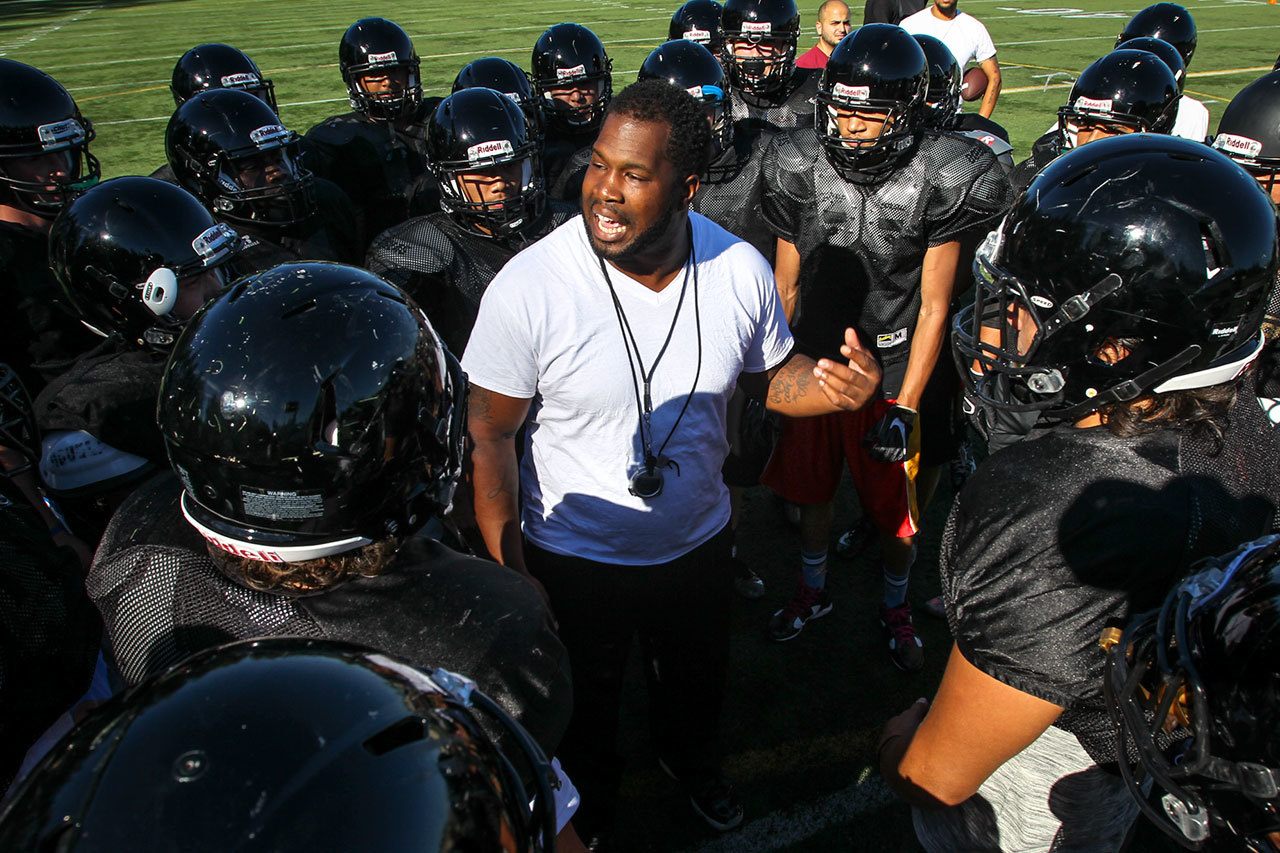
left=606, top=79, right=711, bottom=180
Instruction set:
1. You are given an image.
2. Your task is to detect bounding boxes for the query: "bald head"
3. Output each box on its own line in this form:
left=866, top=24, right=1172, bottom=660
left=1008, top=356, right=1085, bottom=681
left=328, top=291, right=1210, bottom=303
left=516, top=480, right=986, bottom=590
left=815, top=0, right=852, bottom=51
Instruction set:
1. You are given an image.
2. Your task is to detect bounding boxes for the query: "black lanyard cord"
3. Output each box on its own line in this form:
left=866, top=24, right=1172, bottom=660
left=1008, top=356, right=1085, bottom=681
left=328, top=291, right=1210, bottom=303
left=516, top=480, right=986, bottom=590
left=595, top=219, right=702, bottom=470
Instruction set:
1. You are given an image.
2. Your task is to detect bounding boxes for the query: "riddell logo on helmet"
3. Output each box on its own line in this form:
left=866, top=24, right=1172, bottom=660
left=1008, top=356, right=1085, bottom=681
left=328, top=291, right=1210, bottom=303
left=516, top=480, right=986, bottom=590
left=221, top=72, right=259, bottom=87
left=557, top=64, right=587, bottom=80
left=684, top=28, right=711, bottom=42
left=1214, top=133, right=1263, bottom=159
left=367, top=51, right=398, bottom=64
left=249, top=124, right=288, bottom=146
left=198, top=532, right=286, bottom=563
left=742, top=21, right=773, bottom=34
left=467, top=139, right=514, bottom=162
left=833, top=83, right=870, bottom=102
left=1074, top=96, right=1114, bottom=115
left=37, top=119, right=85, bottom=148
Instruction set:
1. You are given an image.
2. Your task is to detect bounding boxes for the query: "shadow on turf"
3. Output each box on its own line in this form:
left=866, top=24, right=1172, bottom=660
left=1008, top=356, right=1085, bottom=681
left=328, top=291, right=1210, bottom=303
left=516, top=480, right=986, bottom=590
left=0, top=0, right=175, bottom=24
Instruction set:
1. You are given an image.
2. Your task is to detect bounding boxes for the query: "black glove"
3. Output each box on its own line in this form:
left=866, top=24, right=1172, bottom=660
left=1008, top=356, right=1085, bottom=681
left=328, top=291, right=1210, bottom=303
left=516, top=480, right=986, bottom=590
left=863, top=404, right=917, bottom=464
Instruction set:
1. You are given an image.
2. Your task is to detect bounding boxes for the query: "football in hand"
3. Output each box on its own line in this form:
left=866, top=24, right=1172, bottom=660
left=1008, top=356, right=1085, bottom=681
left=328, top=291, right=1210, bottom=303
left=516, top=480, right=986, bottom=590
left=961, top=67, right=988, bottom=102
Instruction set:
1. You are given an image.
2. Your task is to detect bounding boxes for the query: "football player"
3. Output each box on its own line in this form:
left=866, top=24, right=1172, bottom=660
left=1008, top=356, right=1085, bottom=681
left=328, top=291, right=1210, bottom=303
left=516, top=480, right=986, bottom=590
left=0, top=59, right=102, bottom=396
left=35, top=177, right=245, bottom=541
left=758, top=25, right=1011, bottom=670
left=880, top=134, right=1280, bottom=851
left=1213, top=71, right=1280, bottom=205
left=531, top=23, right=613, bottom=199
left=669, top=0, right=726, bottom=56
left=80, top=263, right=574, bottom=815
left=303, top=18, right=437, bottom=249
left=1105, top=535, right=1280, bottom=852
left=0, top=639, right=577, bottom=849
left=367, top=87, right=573, bottom=356
left=453, top=56, right=545, bottom=144
left=166, top=89, right=361, bottom=264
left=1011, top=48, right=1179, bottom=194
left=721, top=0, right=820, bottom=132
left=169, top=42, right=276, bottom=111
left=1116, top=2, right=1207, bottom=139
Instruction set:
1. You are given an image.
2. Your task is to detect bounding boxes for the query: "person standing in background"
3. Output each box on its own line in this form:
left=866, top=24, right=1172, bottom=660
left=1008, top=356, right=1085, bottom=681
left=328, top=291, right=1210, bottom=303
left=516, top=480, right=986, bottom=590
left=796, top=1, right=852, bottom=69
left=901, top=0, right=1002, bottom=119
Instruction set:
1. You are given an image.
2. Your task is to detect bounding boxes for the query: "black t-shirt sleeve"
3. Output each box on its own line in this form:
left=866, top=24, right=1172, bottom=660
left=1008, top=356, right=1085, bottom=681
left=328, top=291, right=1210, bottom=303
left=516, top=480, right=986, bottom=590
left=760, top=131, right=810, bottom=244
left=863, top=0, right=897, bottom=24
left=942, top=433, right=1192, bottom=708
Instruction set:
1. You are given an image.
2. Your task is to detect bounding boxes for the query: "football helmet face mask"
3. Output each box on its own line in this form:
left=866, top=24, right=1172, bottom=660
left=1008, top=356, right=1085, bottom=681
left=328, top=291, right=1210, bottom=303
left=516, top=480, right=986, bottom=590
left=638, top=40, right=733, bottom=158
left=160, top=263, right=466, bottom=571
left=339, top=17, right=422, bottom=122
left=0, top=59, right=99, bottom=218
left=49, top=177, right=243, bottom=351
left=816, top=24, right=928, bottom=181
left=720, top=0, right=800, bottom=96
left=453, top=56, right=545, bottom=143
left=167, top=88, right=315, bottom=227
left=0, top=638, right=556, bottom=851
left=1057, top=49, right=1180, bottom=149
left=1117, top=2, right=1197, bottom=69
left=953, top=135, right=1278, bottom=425
left=669, top=0, right=726, bottom=56
left=531, top=23, right=613, bottom=134
left=1104, top=535, right=1280, bottom=851
left=914, top=33, right=961, bottom=130
left=170, top=43, right=277, bottom=112
left=1212, top=71, right=1280, bottom=202
left=428, top=88, right=545, bottom=239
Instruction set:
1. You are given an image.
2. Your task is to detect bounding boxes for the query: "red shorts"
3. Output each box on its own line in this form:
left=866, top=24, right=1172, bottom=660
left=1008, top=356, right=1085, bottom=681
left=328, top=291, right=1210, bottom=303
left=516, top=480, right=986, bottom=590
left=760, top=399, right=920, bottom=539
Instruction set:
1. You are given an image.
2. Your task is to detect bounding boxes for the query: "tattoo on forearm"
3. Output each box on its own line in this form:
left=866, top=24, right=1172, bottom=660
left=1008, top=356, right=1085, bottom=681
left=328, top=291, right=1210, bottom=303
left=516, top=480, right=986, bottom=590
left=768, top=360, right=812, bottom=407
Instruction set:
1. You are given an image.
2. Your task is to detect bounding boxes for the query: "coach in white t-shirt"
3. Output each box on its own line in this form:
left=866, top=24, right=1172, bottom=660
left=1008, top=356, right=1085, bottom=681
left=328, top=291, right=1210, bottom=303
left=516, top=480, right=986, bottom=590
left=901, top=0, right=1002, bottom=119
left=462, top=80, right=880, bottom=842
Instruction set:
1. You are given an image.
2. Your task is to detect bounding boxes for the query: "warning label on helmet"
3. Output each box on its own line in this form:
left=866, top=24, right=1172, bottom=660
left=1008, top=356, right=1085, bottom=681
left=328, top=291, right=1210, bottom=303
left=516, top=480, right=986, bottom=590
left=557, top=64, right=587, bottom=80
left=1214, top=133, right=1263, bottom=159
left=683, top=28, right=711, bottom=43
left=832, top=83, right=870, bottom=102
left=221, top=72, right=260, bottom=87
left=1073, top=96, right=1114, bottom=115
left=367, top=51, right=398, bottom=64
left=467, top=139, right=514, bottom=162
left=241, top=487, right=325, bottom=521
left=742, top=21, right=773, bottom=34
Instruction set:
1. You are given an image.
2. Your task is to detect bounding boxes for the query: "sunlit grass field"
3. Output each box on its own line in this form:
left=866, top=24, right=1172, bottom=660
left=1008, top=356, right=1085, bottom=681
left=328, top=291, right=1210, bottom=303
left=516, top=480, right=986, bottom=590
left=2, top=0, right=1276, bottom=849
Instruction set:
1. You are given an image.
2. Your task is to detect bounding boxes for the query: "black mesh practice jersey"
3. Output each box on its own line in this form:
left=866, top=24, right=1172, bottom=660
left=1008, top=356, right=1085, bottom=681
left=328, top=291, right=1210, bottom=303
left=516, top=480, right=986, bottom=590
left=302, top=105, right=437, bottom=248
left=0, top=474, right=101, bottom=792
left=230, top=177, right=364, bottom=265
left=729, top=67, right=819, bottom=134
left=693, top=124, right=777, bottom=263
left=366, top=201, right=577, bottom=354
left=545, top=127, right=597, bottom=202
left=942, top=387, right=1280, bottom=765
left=762, top=127, right=1012, bottom=367
left=88, top=474, right=572, bottom=757
left=0, top=222, right=100, bottom=396
left=1011, top=129, right=1062, bottom=196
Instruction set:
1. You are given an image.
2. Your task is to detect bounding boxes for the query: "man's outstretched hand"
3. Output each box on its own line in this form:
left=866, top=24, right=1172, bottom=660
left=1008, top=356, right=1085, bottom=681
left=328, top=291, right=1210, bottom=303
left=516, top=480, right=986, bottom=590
left=814, top=328, right=881, bottom=413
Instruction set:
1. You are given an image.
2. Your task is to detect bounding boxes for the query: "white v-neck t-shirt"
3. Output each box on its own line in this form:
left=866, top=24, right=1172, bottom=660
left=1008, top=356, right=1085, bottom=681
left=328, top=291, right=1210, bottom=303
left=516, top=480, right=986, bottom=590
left=462, top=213, right=793, bottom=565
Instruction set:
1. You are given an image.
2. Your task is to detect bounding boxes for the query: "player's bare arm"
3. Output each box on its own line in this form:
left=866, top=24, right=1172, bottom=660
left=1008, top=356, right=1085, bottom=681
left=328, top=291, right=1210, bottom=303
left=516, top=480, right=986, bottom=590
left=895, top=240, right=961, bottom=410
left=774, top=236, right=802, bottom=323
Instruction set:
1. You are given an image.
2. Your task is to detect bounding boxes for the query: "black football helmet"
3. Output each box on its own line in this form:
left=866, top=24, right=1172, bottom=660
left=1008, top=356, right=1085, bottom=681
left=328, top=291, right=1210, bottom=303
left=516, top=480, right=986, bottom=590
left=49, top=177, right=242, bottom=351
left=953, top=135, right=1278, bottom=425
left=1117, top=3, right=1197, bottom=69
left=816, top=24, right=928, bottom=181
left=669, top=0, right=726, bottom=56
left=166, top=89, right=315, bottom=228
left=428, top=88, right=545, bottom=238
left=0, top=637, right=556, bottom=851
left=1104, top=535, right=1280, bottom=850
left=1116, top=36, right=1187, bottom=93
left=160, top=263, right=465, bottom=570
left=0, top=59, right=99, bottom=218
left=530, top=23, right=613, bottom=134
left=1212, top=71, right=1280, bottom=199
left=1057, top=49, right=1180, bottom=149
left=720, top=0, right=801, bottom=96
left=639, top=40, right=732, bottom=157
left=914, top=33, right=961, bottom=130
left=170, top=43, right=277, bottom=112
left=339, top=17, right=422, bottom=121
left=453, top=56, right=544, bottom=142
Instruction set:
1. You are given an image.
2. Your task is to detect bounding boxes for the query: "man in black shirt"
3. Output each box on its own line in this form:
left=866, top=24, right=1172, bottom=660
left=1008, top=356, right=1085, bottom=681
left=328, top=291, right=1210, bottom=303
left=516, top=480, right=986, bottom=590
left=879, top=134, right=1280, bottom=851
left=367, top=88, right=573, bottom=356
left=303, top=18, right=438, bottom=248
left=0, top=59, right=102, bottom=395
left=759, top=26, right=1009, bottom=669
